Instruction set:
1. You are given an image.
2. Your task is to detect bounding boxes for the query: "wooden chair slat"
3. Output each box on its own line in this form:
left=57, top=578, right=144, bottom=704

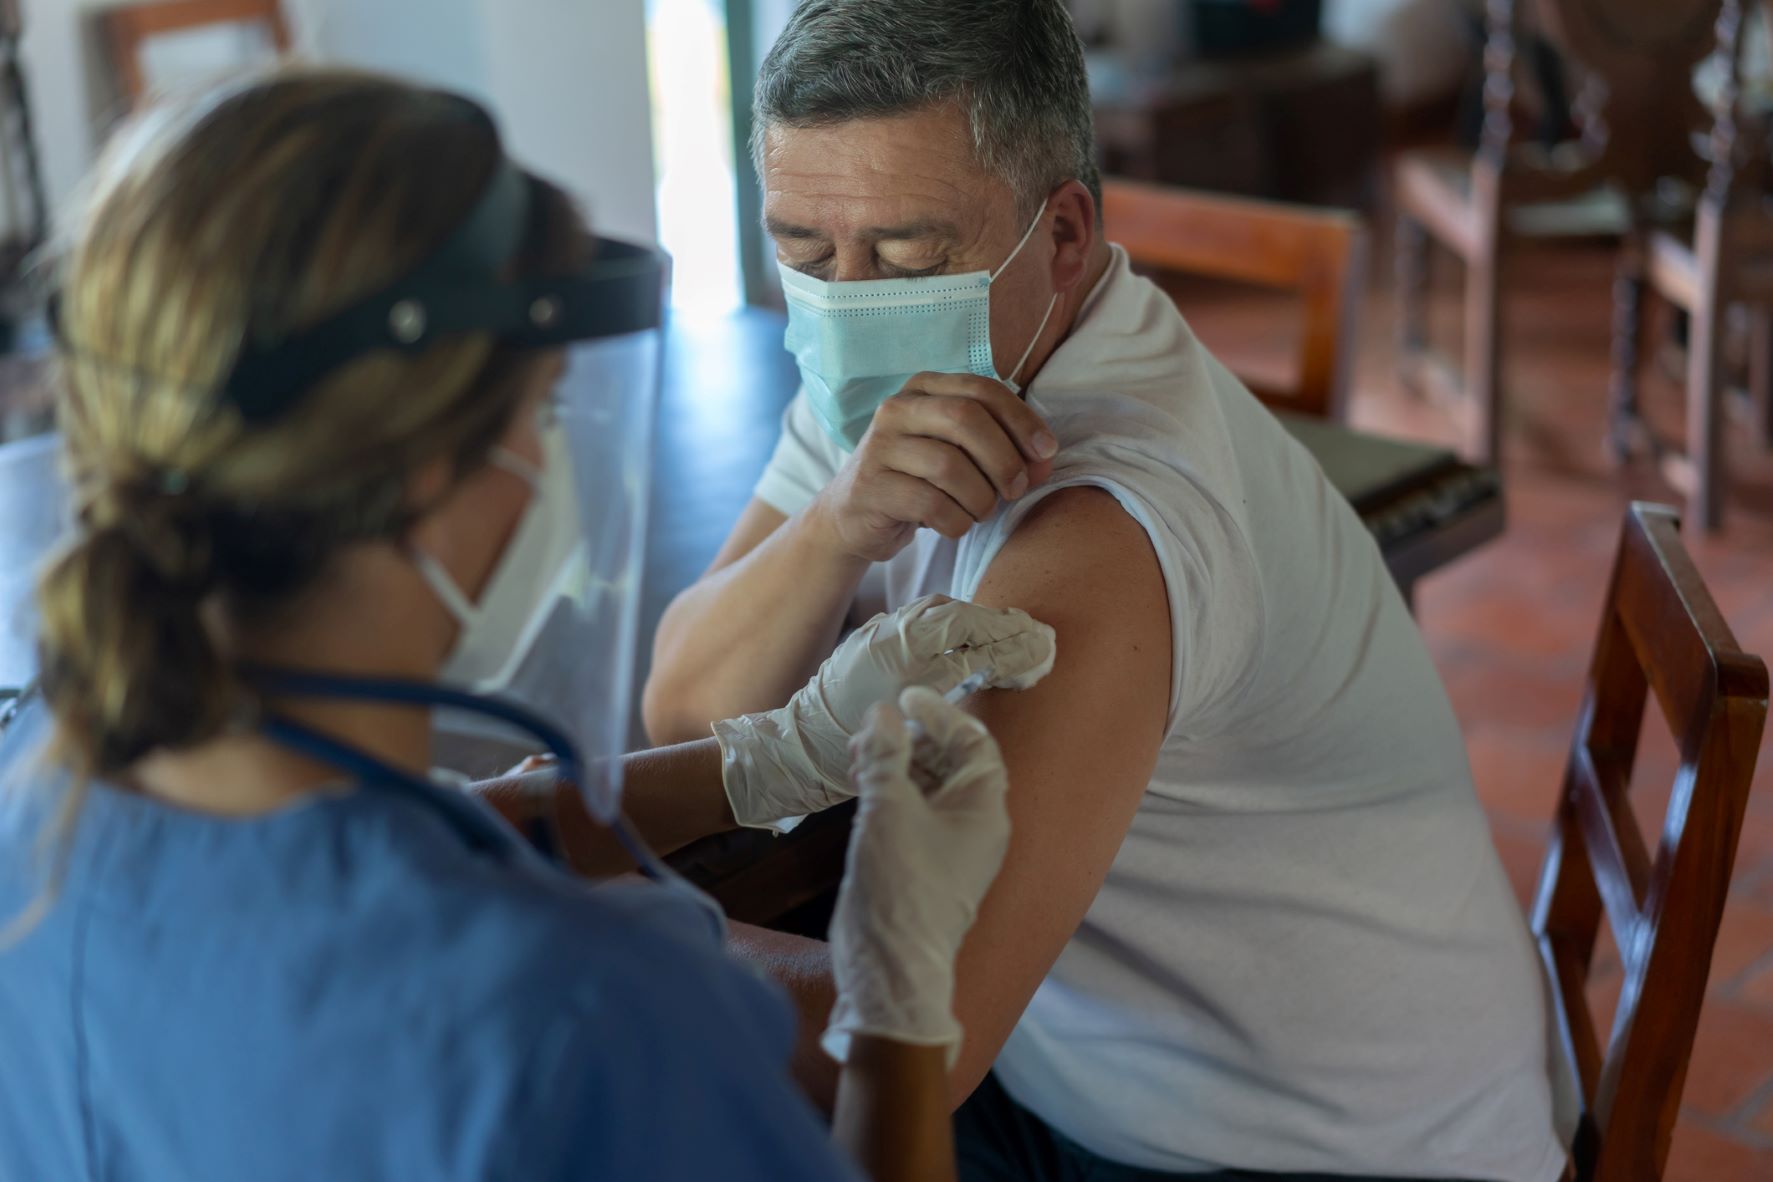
left=1540, top=929, right=1606, bottom=1101
left=1569, top=741, right=1652, bottom=929
left=1530, top=503, right=1767, bottom=1179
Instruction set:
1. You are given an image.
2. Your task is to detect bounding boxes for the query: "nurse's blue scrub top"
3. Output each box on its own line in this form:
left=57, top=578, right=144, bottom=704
left=0, top=701, right=860, bottom=1181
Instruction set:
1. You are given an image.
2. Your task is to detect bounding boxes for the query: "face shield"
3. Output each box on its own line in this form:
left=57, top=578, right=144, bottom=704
left=429, top=325, right=663, bottom=823
left=196, top=148, right=667, bottom=826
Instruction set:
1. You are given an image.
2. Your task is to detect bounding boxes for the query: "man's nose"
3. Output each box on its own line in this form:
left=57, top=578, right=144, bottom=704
left=832, top=244, right=882, bottom=283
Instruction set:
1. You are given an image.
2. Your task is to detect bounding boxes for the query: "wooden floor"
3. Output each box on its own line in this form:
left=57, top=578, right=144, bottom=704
left=643, top=233, right=1773, bottom=1175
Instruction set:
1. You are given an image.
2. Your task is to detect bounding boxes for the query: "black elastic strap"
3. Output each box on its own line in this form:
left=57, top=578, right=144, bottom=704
left=221, top=161, right=666, bottom=424
left=48, top=158, right=668, bottom=427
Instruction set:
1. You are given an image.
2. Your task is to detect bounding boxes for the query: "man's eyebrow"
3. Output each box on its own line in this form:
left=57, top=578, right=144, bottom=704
left=865, top=219, right=957, bottom=241
left=762, top=217, right=959, bottom=242
left=764, top=216, right=825, bottom=240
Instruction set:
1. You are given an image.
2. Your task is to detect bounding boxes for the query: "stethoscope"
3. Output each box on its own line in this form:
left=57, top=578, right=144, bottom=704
left=248, top=666, right=725, bottom=934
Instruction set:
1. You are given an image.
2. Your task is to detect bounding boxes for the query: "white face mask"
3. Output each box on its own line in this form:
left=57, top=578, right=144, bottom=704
left=778, top=198, right=1061, bottom=451
left=413, top=424, right=582, bottom=691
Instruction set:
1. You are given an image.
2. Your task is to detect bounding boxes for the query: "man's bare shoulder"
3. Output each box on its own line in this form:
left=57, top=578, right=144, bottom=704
left=975, top=485, right=1165, bottom=618
left=971, top=485, right=1171, bottom=737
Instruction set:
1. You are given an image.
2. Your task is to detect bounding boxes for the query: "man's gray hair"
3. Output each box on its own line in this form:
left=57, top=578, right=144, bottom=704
left=753, top=0, right=1101, bottom=219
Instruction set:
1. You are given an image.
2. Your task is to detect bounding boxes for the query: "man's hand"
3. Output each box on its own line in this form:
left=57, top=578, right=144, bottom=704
left=809, top=373, right=1058, bottom=563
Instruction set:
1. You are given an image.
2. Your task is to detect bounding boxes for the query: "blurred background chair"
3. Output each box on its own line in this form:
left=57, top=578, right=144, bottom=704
left=1393, top=0, right=1718, bottom=465
left=1613, top=0, right=1773, bottom=532
left=1533, top=502, right=1768, bottom=1179
left=1102, top=177, right=1504, bottom=606
left=1102, top=177, right=1366, bottom=419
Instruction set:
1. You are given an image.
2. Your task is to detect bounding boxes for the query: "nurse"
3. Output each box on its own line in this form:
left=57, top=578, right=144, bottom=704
left=0, top=70, right=1055, bottom=1182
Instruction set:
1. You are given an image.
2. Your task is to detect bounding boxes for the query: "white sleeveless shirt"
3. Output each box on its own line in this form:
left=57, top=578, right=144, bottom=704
left=755, top=247, right=1565, bottom=1180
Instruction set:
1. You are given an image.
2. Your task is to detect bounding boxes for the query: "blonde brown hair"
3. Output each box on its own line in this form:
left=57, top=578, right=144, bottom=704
left=38, top=68, right=592, bottom=782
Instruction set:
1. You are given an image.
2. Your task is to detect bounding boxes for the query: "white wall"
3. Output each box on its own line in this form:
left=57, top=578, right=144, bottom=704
left=293, top=0, right=658, bottom=243
left=481, top=0, right=657, bottom=243
left=25, top=0, right=658, bottom=243
left=23, top=0, right=111, bottom=222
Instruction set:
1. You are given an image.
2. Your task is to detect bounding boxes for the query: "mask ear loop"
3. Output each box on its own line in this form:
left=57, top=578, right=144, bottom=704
left=405, top=443, right=542, bottom=627
left=991, top=198, right=1059, bottom=391
left=488, top=447, right=543, bottom=487
left=990, top=197, right=1052, bottom=282
left=1003, top=292, right=1061, bottom=392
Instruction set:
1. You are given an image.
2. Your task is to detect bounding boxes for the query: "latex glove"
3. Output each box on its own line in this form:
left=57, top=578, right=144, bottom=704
left=711, top=594, right=1054, bottom=832
left=822, top=686, right=1010, bottom=1065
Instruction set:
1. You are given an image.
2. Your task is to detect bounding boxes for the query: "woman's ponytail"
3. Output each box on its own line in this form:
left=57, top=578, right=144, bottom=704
left=36, top=482, right=239, bottom=779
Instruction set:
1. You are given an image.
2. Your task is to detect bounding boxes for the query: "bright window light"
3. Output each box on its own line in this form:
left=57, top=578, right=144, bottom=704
left=647, top=0, right=743, bottom=317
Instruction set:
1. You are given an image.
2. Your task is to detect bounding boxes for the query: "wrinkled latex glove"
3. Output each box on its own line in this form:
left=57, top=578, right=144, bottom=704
left=711, top=594, right=1054, bottom=832
left=822, top=686, right=1011, bottom=1065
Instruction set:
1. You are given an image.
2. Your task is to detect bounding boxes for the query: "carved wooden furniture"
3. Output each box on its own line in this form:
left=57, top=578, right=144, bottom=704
left=1093, top=42, right=1382, bottom=209
left=1613, top=0, right=1773, bottom=531
left=1533, top=503, right=1768, bottom=1178
left=1394, top=0, right=1718, bottom=465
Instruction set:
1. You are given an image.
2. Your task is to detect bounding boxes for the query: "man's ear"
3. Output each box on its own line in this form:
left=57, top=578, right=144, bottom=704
left=1047, top=179, right=1098, bottom=296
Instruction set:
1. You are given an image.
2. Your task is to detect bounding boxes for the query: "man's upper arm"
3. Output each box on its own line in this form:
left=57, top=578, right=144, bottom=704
left=948, top=486, right=1173, bottom=1103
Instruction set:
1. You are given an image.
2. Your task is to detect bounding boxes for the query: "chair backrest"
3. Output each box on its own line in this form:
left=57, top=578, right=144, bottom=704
left=1100, top=179, right=1366, bottom=421
left=1481, top=0, right=1717, bottom=197
left=1532, top=503, right=1768, bottom=1180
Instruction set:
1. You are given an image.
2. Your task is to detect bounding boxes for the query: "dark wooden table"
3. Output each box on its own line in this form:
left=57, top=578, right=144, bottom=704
left=1275, top=411, right=1504, bottom=607
left=1093, top=42, right=1383, bottom=209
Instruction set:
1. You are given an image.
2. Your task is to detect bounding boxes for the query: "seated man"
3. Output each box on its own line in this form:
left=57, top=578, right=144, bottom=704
left=645, top=1, right=1563, bottom=1178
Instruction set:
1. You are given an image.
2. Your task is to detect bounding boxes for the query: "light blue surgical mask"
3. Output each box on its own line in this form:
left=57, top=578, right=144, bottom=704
left=778, top=199, right=1059, bottom=452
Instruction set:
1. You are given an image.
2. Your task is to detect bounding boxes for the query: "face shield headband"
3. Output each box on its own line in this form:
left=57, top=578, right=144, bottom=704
left=46, top=158, right=668, bottom=426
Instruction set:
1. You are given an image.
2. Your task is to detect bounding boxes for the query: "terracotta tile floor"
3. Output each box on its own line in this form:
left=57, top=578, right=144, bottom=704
left=1183, top=235, right=1773, bottom=1177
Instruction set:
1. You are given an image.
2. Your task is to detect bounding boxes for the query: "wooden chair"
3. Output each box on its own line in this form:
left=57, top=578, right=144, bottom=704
left=1614, top=0, right=1773, bottom=532
left=1100, top=178, right=1506, bottom=608
left=100, top=0, right=291, bottom=107
left=1533, top=503, right=1768, bottom=1179
left=1100, top=178, right=1366, bottom=421
left=1394, top=0, right=1717, bottom=464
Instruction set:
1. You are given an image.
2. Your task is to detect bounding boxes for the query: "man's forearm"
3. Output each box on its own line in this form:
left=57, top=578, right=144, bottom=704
left=645, top=505, right=868, bottom=743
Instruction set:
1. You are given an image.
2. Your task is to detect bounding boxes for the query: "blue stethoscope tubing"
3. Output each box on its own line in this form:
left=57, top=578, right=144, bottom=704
left=248, top=667, right=683, bottom=890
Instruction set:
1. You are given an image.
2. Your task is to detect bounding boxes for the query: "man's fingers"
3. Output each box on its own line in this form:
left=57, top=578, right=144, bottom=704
left=883, top=437, right=1001, bottom=522
left=901, top=372, right=1059, bottom=464
left=879, top=392, right=1032, bottom=502
left=871, top=470, right=979, bottom=540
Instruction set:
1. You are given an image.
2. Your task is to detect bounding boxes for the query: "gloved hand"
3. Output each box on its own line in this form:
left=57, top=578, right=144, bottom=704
left=822, top=686, right=1010, bottom=1065
left=711, top=594, right=1054, bottom=832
